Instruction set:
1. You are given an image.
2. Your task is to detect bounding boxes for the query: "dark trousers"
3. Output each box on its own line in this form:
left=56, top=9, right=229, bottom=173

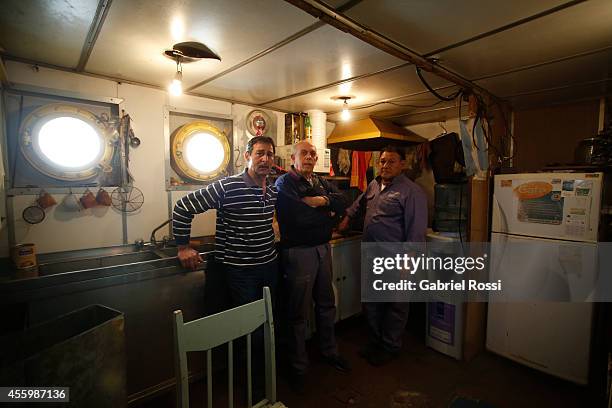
left=282, top=243, right=337, bottom=375
left=224, top=258, right=279, bottom=392
left=364, top=301, right=410, bottom=353
left=224, top=259, right=278, bottom=308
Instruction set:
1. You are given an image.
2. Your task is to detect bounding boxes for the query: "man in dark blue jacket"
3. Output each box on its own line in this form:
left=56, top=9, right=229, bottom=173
left=275, top=140, right=350, bottom=391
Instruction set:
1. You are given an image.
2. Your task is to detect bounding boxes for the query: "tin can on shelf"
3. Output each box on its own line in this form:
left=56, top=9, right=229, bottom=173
left=11, top=243, right=37, bottom=269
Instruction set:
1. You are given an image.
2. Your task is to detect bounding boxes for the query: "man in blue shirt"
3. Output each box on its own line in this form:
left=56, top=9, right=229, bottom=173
left=276, top=140, right=350, bottom=392
left=340, top=145, right=427, bottom=366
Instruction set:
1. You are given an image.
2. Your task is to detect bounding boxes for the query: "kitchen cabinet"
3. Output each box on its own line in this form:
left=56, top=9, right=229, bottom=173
left=330, top=234, right=362, bottom=321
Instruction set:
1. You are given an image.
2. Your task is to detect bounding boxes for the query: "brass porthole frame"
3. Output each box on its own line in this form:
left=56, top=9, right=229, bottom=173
left=171, top=121, right=230, bottom=181
left=19, top=103, right=115, bottom=181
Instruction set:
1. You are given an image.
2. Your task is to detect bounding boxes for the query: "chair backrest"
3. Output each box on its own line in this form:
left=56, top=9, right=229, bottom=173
left=173, top=287, right=276, bottom=408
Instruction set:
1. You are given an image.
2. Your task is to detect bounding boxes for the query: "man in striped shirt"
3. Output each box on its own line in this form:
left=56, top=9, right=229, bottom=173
left=172, top=135, right=278, bottom=307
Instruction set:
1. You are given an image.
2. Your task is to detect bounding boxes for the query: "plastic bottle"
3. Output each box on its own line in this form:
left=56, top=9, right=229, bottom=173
left=304, top=114, right=312, bottom=141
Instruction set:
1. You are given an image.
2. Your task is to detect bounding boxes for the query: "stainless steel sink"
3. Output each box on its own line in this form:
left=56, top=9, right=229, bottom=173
left=38, top=251, right=163, bottom=275
left=152, top=244, right=214, bottom=258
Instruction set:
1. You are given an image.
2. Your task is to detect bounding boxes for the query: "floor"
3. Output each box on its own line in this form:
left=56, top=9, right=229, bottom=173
left=139, top=315, right=598, bottom=408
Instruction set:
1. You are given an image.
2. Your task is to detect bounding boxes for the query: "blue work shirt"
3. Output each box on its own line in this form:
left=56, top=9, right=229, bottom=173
left=346, top=173, right=427, bottom=242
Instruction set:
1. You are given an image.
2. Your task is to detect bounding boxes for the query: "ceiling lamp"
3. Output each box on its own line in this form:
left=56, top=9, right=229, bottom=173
left=168, top=54, right=183, bottom=96
left=341, top=100, right=351, bottom=121
left=164, top=41, right=221, bottom=96
left=332, top=96, right=354, bottom=122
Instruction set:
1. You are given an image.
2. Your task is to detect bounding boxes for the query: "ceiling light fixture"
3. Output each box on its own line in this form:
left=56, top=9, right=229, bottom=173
left=164, top=42, right=221, bottom=96
left=332, top=96, right=354, bottom=122
left=341, top=100, right=351, bottom=121
left=168, top=52, right=183, bottom=96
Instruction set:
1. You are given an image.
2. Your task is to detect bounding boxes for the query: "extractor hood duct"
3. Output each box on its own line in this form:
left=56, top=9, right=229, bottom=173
left=327, top=117, right=427, bottom=151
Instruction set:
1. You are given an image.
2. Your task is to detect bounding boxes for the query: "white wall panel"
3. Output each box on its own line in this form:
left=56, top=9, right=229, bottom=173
left=2, top=61, right=285, bottom=254
left=116, top=83, right=168, bottom=245
left=6, top=61, right=118, bottom=98
left=11, top=194, right=124, bottom=253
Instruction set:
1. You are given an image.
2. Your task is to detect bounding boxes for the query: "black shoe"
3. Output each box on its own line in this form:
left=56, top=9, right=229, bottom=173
left=288, top=372, right=305, bottom=395
left=366, top=348, right=398, bottom=367
left=323, top=354, right=352, bottom=372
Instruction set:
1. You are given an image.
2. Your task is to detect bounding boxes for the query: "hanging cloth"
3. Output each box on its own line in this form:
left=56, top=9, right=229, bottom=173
left=350, top=151, right=372, bottom=191
left=370, top=151, right=381, bottom=178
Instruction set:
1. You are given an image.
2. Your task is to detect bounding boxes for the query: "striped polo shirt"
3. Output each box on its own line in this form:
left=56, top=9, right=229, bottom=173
left=172, top=170, right=277, bottom=266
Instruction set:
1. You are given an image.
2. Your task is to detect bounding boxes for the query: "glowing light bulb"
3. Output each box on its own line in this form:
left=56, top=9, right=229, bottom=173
left=168, top=71, right=182, bottom=96
left=341, top=101, right=350, bottom=121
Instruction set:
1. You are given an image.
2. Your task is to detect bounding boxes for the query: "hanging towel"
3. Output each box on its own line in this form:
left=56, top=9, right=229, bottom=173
left=338, top=148, right=351, bottom=175
left=371, top=151, right=381, bottom=178
left=350, top=151, right=372, bottom=191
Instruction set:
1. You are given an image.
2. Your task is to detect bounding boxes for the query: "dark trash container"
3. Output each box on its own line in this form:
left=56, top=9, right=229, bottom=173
left=0, top=304, right=126, bottom=407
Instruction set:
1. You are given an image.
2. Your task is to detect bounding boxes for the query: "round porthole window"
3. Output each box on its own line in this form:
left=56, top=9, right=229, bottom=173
left=171, top=121, right=230, bottom=181
left=19, top=104, right=115, bottom=180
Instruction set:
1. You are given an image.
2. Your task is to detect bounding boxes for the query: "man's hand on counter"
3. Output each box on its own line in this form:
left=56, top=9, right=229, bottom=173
left=177, top=245, right=203, bottom=270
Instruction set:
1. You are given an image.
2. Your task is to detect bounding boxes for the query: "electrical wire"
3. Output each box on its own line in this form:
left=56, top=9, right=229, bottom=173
left=416, top=66, right=463, bottom=102
left=345, top=98, right=447, bottom=112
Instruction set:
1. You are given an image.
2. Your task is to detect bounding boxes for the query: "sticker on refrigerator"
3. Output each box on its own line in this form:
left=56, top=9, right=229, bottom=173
left=564, top=196, right=591, bottom=237
left=575, top=180, right=592, bottom=197
left=514, top=181, right=563, bottom=225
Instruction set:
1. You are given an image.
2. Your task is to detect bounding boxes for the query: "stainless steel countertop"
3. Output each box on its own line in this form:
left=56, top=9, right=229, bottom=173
left=0, top=238, right=215, bottom=303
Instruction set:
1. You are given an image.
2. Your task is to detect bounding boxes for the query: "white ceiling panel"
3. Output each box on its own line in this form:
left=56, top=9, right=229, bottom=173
left=86, top=0, right=317, bottom=87
left=438, top=0, right=612, bottom=80
left=506, top=80, right=611, bottom=109
left=394, top=104, right=470, bottom=126
left=475, top=48, right=612, bottom=99
left=344, top=0, right=568, bottom=55
left=192, top=25, right=405, bottom=103
left=326, top=93, right=458, bottom=123
left=0, top=0, right=98, bottom=67
left=264, top=63, right=455, bottom=114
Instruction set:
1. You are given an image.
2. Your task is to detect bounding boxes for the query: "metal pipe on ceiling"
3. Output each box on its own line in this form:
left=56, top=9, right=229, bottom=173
left=284, top=0, right=492, bottom=99
left=76, top=0, right=113, bottom=72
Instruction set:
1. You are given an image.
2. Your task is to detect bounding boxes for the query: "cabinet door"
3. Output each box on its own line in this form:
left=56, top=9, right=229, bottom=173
left=340, top=239, right=362, bottom=320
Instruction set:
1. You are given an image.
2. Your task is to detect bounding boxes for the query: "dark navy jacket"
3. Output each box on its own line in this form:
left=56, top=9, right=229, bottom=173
left=275, top=167, right=348, bottom=248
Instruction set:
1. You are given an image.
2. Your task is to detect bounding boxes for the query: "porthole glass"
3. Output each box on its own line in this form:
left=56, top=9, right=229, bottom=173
left=184, top=132, right=225, bottom=173
left=171, top=121, right=230, bottom=181
left=38, top=117, right=102, bottom=168
left=19, top=104, right=115, bottom=181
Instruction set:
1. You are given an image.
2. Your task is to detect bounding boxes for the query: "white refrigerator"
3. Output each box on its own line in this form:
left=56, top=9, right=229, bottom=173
left=486, top=172, right=604, bottom=385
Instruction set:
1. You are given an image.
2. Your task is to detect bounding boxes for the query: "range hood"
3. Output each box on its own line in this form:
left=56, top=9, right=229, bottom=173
left=327, top=117, right=427, bottom=151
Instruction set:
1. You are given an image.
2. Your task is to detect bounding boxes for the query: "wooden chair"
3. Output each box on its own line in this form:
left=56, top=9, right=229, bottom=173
left=173, top=287, right=285, bottom=408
